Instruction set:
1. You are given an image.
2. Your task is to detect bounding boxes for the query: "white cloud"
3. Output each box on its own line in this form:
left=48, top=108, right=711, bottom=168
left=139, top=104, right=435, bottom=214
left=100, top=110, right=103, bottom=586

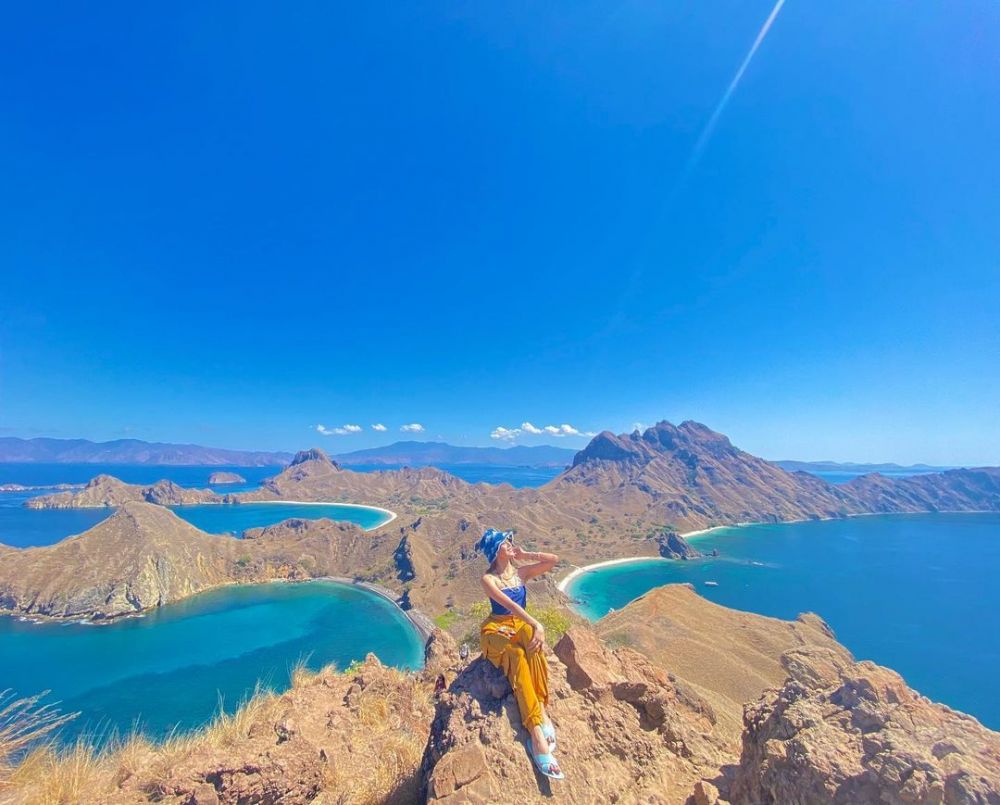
left=543, top=424, right=583, bottom=437
left=400, top=423, right=425, bottom=433
left=371, top=423, right=387, bottom=431
left=316, top=423, right=361, bottom=436
left=491, top=422, right=595, bottom=440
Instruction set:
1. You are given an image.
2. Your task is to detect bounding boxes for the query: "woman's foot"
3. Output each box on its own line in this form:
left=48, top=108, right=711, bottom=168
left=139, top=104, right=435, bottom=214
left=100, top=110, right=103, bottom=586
left=528, top=737, right=564, bottom=780
left=529, top=723, right=552, bottom=755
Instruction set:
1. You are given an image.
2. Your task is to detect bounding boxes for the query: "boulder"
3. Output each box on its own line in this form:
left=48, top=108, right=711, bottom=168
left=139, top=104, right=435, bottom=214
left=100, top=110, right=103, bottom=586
left=421, top=626, right=729, bottom=804
left=729, top=657, right=1000, bottom=804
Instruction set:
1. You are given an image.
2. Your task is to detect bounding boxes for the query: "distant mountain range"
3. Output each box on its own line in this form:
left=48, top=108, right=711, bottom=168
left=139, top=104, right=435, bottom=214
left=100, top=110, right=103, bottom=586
left=0, top=437, right=577, bottom=468
left=331, top=440, right=576, bottom=467
left=774, top=460, right=954, bottom=475
left=0, top=438, right=292, bottom=466
left=0, top=436, right=967, bottom=474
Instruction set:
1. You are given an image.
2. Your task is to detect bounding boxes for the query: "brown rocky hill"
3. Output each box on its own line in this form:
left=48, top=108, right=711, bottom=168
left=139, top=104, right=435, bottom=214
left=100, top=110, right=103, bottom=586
left=844, top=466, right=1000, bottom=514
left=548, top=420, right=861, bottom=531
left=595, top=584, right=853, bottom=742
left=0, top=503, right=399, bottom=619
left=24, top=475, right=223, bottom=508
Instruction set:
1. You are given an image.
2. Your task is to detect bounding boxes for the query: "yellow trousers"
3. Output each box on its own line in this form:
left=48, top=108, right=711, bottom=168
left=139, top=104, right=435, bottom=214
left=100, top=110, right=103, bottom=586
left=480, top=614, right=549, bottom=729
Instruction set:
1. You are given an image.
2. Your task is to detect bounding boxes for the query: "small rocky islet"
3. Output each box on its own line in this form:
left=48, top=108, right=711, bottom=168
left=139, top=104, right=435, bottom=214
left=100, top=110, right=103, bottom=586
left=2, top=420, right=999, bottom=802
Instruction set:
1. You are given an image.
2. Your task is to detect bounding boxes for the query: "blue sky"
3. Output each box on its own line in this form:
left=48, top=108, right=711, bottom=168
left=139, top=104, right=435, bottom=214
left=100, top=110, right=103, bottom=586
left=1, top=2, right=997, bottom=464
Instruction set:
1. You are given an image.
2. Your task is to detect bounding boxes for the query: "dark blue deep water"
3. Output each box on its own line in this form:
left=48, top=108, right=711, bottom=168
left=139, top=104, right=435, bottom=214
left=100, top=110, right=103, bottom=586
left=567, top=513, right=1000, bottom=730
left=0, top=581, right=424, bottom=744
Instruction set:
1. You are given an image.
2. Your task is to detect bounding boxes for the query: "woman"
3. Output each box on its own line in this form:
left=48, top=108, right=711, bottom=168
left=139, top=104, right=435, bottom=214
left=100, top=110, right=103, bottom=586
left=475, top=528, right=564, bottom=780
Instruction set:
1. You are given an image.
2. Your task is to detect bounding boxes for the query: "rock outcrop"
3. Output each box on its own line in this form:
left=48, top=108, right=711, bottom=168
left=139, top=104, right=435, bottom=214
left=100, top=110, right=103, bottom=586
left=422, top=626, right=729, bottom=803
left=657, top=529, right=701, bottom=559
left=207, top=471, right=246, bottom=485
left=730, top=655, right=1000, bottom=804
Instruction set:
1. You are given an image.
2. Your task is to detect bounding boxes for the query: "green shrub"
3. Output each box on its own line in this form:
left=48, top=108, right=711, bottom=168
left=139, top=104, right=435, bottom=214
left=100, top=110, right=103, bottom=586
left=526, top=605, right=571, bottom=642
left=468, top=600, right=490, bottom=620
left=433, top=610, right=460, bottom=629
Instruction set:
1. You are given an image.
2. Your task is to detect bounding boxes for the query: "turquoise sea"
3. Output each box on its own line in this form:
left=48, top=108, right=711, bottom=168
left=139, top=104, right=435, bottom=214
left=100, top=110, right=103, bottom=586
left=0, top=581, right=424, bottom=744
left=567, top=513, right=1000, bottom=730
left=0, top=502, right=393, bottom=548
left=168, top=502, right=393, bottom=535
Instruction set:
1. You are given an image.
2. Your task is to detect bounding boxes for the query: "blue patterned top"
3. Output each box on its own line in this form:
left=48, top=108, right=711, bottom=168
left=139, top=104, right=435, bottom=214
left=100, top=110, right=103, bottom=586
left=488, top=569, right=526, bottom=616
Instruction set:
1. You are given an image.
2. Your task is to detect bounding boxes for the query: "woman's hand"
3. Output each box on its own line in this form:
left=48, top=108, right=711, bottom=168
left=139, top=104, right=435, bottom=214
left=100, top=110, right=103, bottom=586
left=510, top=544, right=528, bottom=561
left=527, top=620, right=546, bottom=653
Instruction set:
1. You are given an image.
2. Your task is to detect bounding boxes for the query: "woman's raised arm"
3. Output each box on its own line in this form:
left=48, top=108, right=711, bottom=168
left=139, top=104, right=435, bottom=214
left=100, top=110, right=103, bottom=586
left=512, top=547, right=559, bottom=581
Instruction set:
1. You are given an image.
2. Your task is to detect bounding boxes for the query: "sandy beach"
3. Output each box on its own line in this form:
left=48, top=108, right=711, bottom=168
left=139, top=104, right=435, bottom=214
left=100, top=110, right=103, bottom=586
left=241, top=499, right=397, bottom=530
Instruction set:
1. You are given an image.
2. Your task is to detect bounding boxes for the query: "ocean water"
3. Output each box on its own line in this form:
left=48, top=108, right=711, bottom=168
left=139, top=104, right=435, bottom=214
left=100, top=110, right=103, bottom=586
left=0, top=461, right=561, bottom=491
left=0, top=463, right=276, bottom=492
left=567, top=513, right=1000, bottom=729
left=0, top=501, right=393, bottom=548
left=169, top=502, right=393, bottom=535
left=0, top=581, right=424, bottom=744
left=807, top=469, right=945, bottom=485
left=342, top=462, right=563, bottom=487
left=0, top=506, right=112, bottom=548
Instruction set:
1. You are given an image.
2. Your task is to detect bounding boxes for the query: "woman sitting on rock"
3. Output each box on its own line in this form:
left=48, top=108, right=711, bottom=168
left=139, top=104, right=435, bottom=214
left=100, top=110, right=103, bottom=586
left=475, top=527, right=564, bottom=780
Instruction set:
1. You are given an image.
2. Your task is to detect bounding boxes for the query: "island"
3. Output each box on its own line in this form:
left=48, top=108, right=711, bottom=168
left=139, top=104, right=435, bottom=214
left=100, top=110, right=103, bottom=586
left=207, top=471, right=246, bottom=485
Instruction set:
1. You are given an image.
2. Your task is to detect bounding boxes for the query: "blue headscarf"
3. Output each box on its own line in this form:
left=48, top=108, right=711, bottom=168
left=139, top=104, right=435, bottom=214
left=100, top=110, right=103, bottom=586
left=475, top=528, right=513, bottom=565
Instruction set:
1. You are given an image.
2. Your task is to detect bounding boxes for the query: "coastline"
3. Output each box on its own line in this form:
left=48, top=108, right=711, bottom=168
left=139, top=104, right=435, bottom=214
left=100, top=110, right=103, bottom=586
left=1, top=575, right=431, bottom=650
left=240, top=499, right=398, bottom=531
left=556, top=510, right=999, bottom=595
left=555, top=524, right=737, bottom=592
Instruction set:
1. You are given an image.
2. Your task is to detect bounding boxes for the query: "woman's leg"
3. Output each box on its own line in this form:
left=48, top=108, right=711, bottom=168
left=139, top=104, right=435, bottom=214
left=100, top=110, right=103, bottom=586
left=513, top=618, right=550, bottom=711
left=481, top=620, right=553, bottom=755
left=482, top=631, right=545, bottom=728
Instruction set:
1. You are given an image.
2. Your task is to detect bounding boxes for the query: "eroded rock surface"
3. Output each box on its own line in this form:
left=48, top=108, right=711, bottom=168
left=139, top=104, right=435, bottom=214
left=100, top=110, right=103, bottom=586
left=422, top=626, right=729, bottom=804
left=730, top=655, right=1000, bottom=804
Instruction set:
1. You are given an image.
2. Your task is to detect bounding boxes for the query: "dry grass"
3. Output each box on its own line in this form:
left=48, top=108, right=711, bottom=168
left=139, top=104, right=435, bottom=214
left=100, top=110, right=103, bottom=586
left=0, top=690, right=77, bottom=771
left=1, top=660, right=434, bottom=805
left=325, top=667, right=435, bottom=804
left=0, top=683, right=285, bottom=804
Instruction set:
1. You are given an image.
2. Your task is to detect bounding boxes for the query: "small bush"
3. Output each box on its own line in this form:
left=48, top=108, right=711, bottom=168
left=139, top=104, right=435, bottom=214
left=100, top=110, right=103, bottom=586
left=467, top=600, right=490, bottom=620
left=433, top=611, right=460, bottom=630
left=526, top=605, right=571, bottom=642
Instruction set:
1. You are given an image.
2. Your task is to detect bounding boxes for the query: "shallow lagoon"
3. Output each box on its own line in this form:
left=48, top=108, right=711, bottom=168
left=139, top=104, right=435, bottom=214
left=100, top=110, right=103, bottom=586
left=567, top=513, right=1000, bottom=730
left=0, top=581, right=424, bottom=744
